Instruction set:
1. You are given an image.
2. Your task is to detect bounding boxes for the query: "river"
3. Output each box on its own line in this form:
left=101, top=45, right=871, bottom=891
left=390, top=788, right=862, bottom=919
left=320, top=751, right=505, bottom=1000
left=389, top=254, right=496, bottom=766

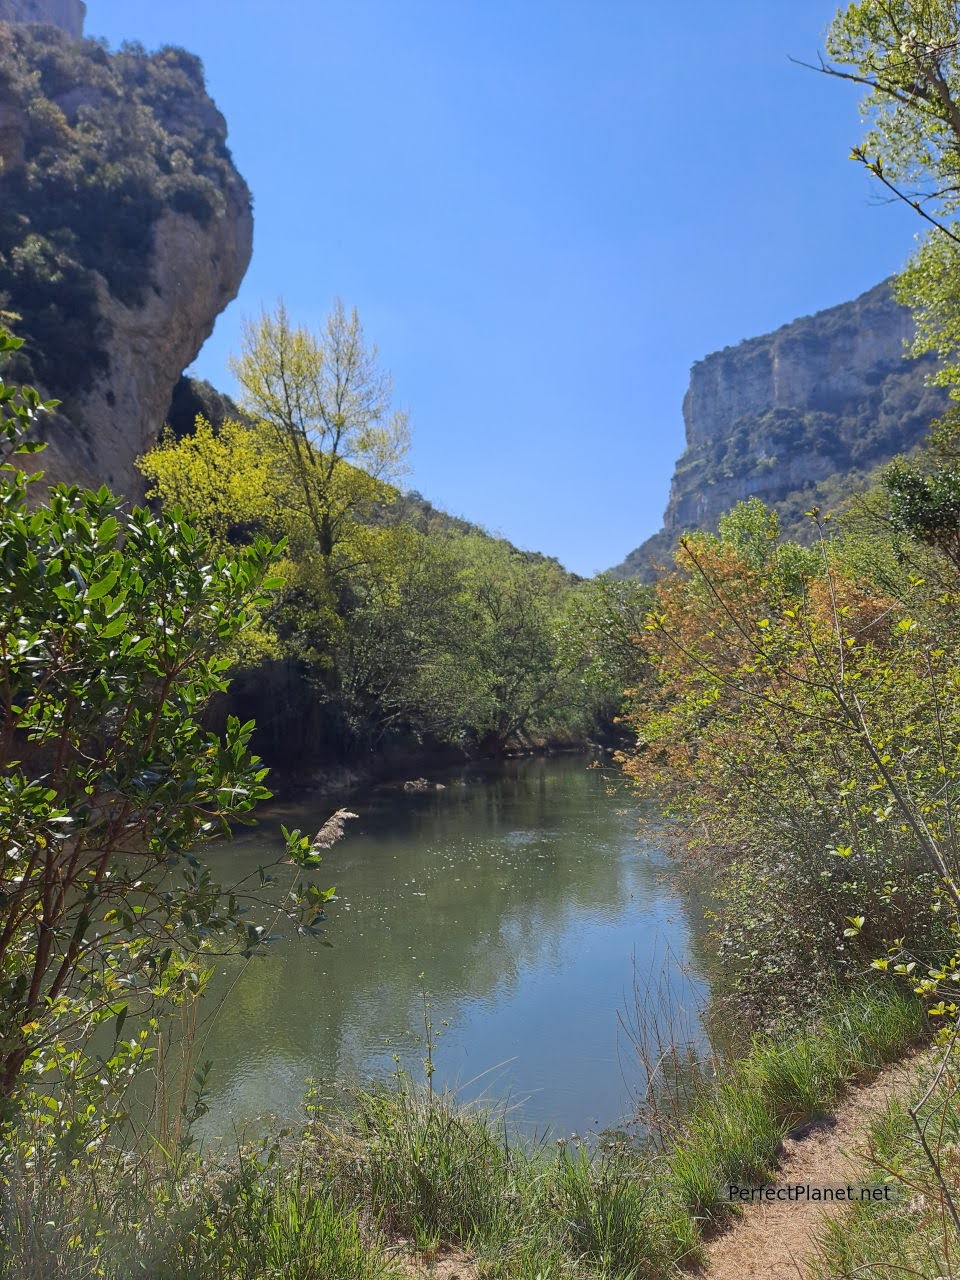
left=188, top=755, right=707, bottom=1142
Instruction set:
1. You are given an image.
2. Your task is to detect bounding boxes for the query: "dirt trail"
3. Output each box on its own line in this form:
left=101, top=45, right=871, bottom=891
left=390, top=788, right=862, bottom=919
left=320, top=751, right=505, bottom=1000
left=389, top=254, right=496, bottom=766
left=698, top=1053, right=923, bottom=1280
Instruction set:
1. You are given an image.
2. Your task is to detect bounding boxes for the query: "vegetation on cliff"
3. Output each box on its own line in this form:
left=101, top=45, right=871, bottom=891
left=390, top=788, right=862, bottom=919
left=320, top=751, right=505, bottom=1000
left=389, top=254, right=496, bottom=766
left=610, top=283, right=949, bottom=581
left=0, top=24, right=247, bottom=404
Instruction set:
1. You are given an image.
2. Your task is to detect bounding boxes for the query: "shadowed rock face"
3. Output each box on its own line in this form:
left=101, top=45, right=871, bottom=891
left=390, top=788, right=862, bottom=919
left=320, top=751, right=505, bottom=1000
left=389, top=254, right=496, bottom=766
left=39, top=198, right=253, bottom=495
left=609, top=281, right=950, bottom=580
left=0, top=0, right=84, bottom=38
left=0, top=22, right=252, bottom=498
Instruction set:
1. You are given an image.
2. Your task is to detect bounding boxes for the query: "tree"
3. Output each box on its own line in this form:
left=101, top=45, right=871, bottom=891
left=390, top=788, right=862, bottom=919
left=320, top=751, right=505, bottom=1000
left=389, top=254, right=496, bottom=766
left=553, top=575, right=653, bottom=731
left=230, top=300, right=410, bottom=568
left=0, top=336, right=332, bottom=1106
left=446, top=538, right=575, bottom=748
left=623, top=502, right=960, bottom=1018
left=822, top=3, right=960, bottom=397
left=819, top=5, right=960, bottom=599
left=882, top=457, right=960, bottom=568
left=139, top=416, right=291, bottom=547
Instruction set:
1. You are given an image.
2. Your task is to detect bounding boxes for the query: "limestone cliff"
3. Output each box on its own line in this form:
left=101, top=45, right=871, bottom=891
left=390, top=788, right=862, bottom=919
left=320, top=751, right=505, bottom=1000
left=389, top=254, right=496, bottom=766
left=0, top=0, right=84, bottom=39
left=0, top=21, right=251, bottom=496
left=609, top=282, right=949, bottom=579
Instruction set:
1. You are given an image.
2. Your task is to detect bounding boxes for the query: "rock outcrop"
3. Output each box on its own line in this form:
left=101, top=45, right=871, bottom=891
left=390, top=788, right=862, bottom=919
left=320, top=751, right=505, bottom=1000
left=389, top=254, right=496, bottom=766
left=609, top=281, right=949, bottom=579
left=0, top=0, right=84, bottom=38
left=0, top=22, right=251, bottom=497
left=40, top=195, right=253, bottom=494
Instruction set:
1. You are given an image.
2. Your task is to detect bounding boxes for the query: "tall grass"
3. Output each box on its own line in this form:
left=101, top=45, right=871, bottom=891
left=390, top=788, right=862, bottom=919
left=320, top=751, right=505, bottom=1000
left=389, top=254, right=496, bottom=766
left=0, top=985, right=927, bottom=1280
left=659, top=985, right=925, bottom=1230
left=620, top=954, right=715, bottom=1150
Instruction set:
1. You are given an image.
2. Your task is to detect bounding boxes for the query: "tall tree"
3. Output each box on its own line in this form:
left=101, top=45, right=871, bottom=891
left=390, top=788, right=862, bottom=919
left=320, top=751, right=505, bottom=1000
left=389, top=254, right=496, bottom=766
left=230, top=300, right=410, bottom=565
left=0, top=336, right=334, bottom=1104
left=823, top=3, right=960, bottom=402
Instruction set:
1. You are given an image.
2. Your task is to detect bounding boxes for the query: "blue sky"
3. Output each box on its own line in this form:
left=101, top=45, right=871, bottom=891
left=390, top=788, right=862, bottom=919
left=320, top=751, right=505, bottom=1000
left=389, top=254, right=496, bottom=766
left=86, top=1, right=921, bottom=575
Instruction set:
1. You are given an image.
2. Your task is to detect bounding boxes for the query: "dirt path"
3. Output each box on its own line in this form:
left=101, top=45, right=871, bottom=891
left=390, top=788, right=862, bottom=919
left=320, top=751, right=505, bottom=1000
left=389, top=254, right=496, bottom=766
left=698, top=1053, right=924, bottom=1280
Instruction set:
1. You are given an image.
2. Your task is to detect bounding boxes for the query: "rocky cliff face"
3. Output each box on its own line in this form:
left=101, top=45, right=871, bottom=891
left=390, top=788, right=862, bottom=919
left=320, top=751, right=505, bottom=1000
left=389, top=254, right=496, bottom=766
left=40, top=193, right=252, bottom=494
left=0, top=0, right=84, bottom=38
left=610, top=282, right=949, bottom=579
left=0, top=21, right=251, bottom=496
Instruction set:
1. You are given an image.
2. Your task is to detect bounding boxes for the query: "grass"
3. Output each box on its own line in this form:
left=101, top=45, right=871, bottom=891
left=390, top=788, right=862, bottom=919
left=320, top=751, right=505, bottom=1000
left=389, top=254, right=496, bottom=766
left=655, top=985, right=925, bottom=1237
left=0, top=985, right=928, bottom=1280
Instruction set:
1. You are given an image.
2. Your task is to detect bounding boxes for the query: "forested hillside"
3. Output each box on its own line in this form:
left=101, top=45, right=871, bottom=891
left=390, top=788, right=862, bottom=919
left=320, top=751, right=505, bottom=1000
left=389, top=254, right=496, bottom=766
left=140, top=304, right=648, bottom=771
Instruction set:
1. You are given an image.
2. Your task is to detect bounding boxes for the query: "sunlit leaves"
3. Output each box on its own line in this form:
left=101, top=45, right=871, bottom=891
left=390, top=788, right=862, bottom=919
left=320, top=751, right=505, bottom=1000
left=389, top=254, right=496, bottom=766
left=0, top=347, right=337, bottom=1103
left=622, top=495, right=960, bottom=1019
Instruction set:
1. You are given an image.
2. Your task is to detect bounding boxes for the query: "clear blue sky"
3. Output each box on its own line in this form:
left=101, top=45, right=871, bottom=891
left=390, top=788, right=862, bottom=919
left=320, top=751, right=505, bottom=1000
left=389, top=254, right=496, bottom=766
left=86, top=1, right=921, bottom=576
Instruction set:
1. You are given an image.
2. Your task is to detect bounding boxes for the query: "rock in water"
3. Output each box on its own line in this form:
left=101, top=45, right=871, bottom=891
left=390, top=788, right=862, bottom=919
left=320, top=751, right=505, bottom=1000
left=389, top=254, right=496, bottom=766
left=0, top=21, right=252, bottom=497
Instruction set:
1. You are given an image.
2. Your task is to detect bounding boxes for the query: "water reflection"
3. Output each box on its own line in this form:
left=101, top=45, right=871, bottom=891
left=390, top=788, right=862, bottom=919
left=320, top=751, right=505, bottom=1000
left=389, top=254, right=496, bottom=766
left=191, top=757, right=707, bottom=1140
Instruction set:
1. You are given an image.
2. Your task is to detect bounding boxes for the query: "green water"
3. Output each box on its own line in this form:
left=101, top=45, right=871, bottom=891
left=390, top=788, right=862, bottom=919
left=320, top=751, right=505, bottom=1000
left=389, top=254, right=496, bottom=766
left=191, top=755, right=707, bottom=1140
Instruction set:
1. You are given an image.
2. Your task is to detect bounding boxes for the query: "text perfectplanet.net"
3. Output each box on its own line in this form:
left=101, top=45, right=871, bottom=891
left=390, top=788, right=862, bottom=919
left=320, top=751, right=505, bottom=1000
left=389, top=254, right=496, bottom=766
left=727, top=1184, right=897, bottom=1204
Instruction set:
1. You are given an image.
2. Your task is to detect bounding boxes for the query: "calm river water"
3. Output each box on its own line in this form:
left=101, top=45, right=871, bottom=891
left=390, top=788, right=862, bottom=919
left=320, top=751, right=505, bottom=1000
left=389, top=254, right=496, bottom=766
left=191, top=755, right=707, bottom=1141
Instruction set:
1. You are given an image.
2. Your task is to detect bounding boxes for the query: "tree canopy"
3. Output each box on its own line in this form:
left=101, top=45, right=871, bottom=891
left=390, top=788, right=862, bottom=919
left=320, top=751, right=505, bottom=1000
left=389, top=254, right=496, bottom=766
left=825, top=2, right=960, bottom=399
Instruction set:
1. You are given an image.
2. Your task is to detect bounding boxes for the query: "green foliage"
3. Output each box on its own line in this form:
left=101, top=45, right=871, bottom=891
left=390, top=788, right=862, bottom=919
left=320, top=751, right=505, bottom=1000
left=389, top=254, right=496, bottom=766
left=332, top=1079, right=518, bottom=1244
left=623, top=494, right=960, bottom=1022
left=546, top=1146, right=662, bottom=1275
left=140, top=417, right=292, bottom=547
left=161, top=1156, right=397, bottom=1280
left=0, top=339, right=338, bottom=1107
left=229, top=300, right=409, bottom=568
left=554, top=575, right=653, bottom=726
left=826, top=3, right=960, bottom=410
left=883, top=456, right=960, bottom=567
left=0, top=987, right=921, bottom=1280
left=716, top=496, right=781, bottom=567
left=0, top=1128, right=401, bottom=1280
left=140, top=313, right=622, bottom=764
left=810, top=1050, right=960, bottom=1280
left=661, top=987, right=923, bottom=1232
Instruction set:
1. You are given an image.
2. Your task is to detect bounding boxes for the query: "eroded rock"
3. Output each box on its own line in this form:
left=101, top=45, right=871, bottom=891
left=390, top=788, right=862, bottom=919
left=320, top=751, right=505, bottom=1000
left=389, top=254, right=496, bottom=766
left=609, top=282, right=949, bottom=579
left=0, top=23, right=253, bottom=497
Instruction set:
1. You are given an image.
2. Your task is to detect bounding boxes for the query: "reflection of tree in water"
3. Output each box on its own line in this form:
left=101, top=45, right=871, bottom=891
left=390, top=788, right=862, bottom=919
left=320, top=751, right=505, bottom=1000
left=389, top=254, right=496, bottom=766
left=191, top=757, right=701, bottom=1133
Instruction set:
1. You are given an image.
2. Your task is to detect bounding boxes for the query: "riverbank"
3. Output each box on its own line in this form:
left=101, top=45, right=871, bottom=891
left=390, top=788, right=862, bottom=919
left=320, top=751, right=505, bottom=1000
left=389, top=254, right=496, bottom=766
left=1, top=986, right=926, bottom=1280
left=261, top=734, right=619, bottom=804
left=699, top=1049, right=926, bottom=1280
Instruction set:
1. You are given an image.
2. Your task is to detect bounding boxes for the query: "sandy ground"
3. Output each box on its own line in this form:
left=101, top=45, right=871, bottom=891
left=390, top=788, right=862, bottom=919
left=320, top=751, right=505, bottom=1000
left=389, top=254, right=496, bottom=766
left=394, top=1243, right=479, bottom=1279
left=697, top=1053, right=924, bottom=1280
